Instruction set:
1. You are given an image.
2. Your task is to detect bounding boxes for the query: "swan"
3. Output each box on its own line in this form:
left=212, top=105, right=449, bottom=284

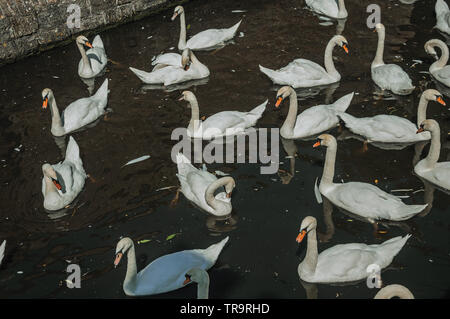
left=337, top=89, right=445, bottom=144
left=374, top=284, right=414, bottom=299
left=42, top=136, right=86, bottom=211
left=425, top=39, right=450, bottom=87
left=0, top=240, right=5, bottom=266
left=114, top=236, right=228, bottom=296
left=42, top=78, right=109, bottom=137
left=179, top=91, right=267, bottom=140
left=314, top=134, right=427, bottom=221
left=295, top=216, right=411, bottom=283
left=414, top=119, right=450, bottom=191
left=435, top=0, right=450, bottom=35
left=129, top=49, right=209, bottom=86
left=172, top=5, right=242, bottom=51
left=306, top=0, right=348, bottom=19
left=183, top=268, right=210, bottom=299
left=274, top=86, right=354, bottom=139
left=76, top=35, right=107, bottom=79
left=259, top=35, right=349, bottom=88
left=176, top=153, right=235, bottom=216
left=371, top=23, right=415, bottom=95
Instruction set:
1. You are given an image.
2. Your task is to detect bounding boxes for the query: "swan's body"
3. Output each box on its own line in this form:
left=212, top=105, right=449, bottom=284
left=414, top=119, right=450, bottom=191
left=114, top=237, right=228, bottom=296
left=172, top=6, right=241, bottom=51
left=0, top=240, right=5, bottom=266
left=77, top=35, right=107, bottom=79
left=435, top=0, right=450, bottom=35
left=176, top=153, right=235, bottom=216
left=374, top=284, right=414, bottom=299
left=41, top=136, right=86, bottom=211
left=371, top=24, right=415, bottom=95
left=306, top=0, right=348, bottom=19
left=315, top=134, right=427, bottom=221
left=129, top=49, right=209, bottom=86
left=339, top=89, right=444, bottom=144
left=259, top=35, right=348, bottom=88
left=42, top=79, right=109, bottom=137
left=296, top=216, right=411, bottom=283
left=425, top=39, right=450, bottom=87
left=275, top=86, right=354, bottom=139
left=180, top=91, right=267, bottom=140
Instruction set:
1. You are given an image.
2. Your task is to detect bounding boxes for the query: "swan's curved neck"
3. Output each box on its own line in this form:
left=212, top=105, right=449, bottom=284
left=375, top=286, right=414, bottom=299
left=205, top=177, right=233, bottom=210
left=77, top=42, right=92, bottom=73
left=123, top=245, right=138, bottom=295
left=178, top=12, right=187, bottom=49
left=324, top=39, right=339, bottom=76
left=197, top=278, right=209, bottom=299
left=187, top=96, right=200, bottom=134
left=280, top=89, right=298, bottom=138
left=48, top=94, right=64, bottom=134
left=190, top=51, right=202, bottom=66
left=372, top=29, right=385, bottom=67
left=424, top=127, right=441, bottom=169
left=337, top=0, right=348, bottom=18
left=429, top=40, right=449, bottom=72
left=417, top=95, right=430, bottom=126
left=321, top=142, right=337, bottom=185
left=299, top=229, right=318, bottom=276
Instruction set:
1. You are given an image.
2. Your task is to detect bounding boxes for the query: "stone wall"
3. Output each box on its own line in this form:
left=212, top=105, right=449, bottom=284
left=0, top=0, right=185, bottom=65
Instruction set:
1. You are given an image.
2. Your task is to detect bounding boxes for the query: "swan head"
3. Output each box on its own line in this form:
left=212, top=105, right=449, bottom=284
left=374, top=23, right=385, bottom=33
left=374, top=284, right=414, bottom=299
left=422, top=89, right=446, bottom=105
left=222, top=176, right=236, bottom=198
left=171, top=5, right=184, bottom=21
left=417, top=119, right=440, bottom=135
left=114, top=237, right=134, bottom=268
left=313, top=134, right=337, bottom=149
left=424, top=40, right=439, bottom=60
left=76, top=35, right=93, bottom=48
left=42, top=164, right=63, bottom=191
left=296, top=216, right=317, bottom=243
left=178, top=90, right=197, bottom=107
left=181, top=49, right=191, bottom=71
left=275, top=86, right=294, bottom=108
left=183, top=268, right=210, bottom=286
left=41, top=88, right=53, bottom=109
left=332, top=35, right=349, bottom=54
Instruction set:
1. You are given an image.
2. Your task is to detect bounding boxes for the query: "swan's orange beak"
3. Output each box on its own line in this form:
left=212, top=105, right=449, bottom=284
left=437, top=96, right=446, bottom=106
left=416, top=127, right=425, bottom=134
left=114, top=252, right=123, bottom=267
left=342, top=44, right=349, bottom=54
left=183, top=275, right=191, bottom=285
left=42, top=97, right=48, bottom=109
left=85, top=42, right=93, bottom=48
left=171, top=12, right=179, bottom=21
left=313, top=141, right=321, bottom=148
left=296, top=230, right=307, bottom=243
left=275, top=96, right=283, bottom=108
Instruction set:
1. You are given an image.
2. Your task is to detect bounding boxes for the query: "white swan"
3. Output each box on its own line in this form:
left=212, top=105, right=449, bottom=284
left=179, top=91, right=267, bottom=140
left=414, top=119, right=450, bottom=191
left=183, top=268, right=210, bottom=299
left=176, top=153, right=235, bottom=216
left=275, top=86, right=354, bottom=139
left=114, top=236, right=228, bottom=296
left=129, top=49, right=209, bottom=86
left=0, top=240, right=5, bottom=266
left=172, top=6, right=242, bottom=51
left=371, top=23, right=415, bottom=95
left=42, top=78, right=109, bottom=137
left=435, top=0, right=450, bottom=35
left=425, top=39, right=450, bottom=87
left=259, top=35, right=349, bottom=88
left=77, top=35, right=107, bottom=79
left=42, top=136, right=86, bottom=211
left=315, top=134, right=427, bottom=221
left=338, top=89, right=445, bottom=144
left=306, top=0, right=348, bottom=19
left=296, top=216, right=411, bottom=283
left=374, top=284, right=414, bottom=299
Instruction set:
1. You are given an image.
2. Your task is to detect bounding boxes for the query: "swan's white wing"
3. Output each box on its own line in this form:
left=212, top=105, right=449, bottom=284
left=182, top=170, right=217, bottom=212
left=371, top=64, right=414, bottom=95
left=417, top=162, right=450, bottom=190
left=186, top=20, right=241, bottom=50
left=433, top=66, right=450, bottom=87
left=293, top=105, right=340, bottom=138
left=62, top=97, right=105, bottom=133
left=201, top=111, right=248, bottom=138
left=306, top=0, right=339, bottom=18
left=152, top=53, right=182, bottom=67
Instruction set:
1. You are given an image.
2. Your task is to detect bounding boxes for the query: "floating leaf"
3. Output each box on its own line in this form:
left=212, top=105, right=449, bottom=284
left=137, top=239, right=152, bottom=244
left=187, top=24, right=191, bottom=30
left=166, top=233, right=179, bottom=241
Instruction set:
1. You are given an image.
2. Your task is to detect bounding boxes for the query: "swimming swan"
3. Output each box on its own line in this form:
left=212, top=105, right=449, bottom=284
left=306, top=0, right=348, bottom=19
left=76, top=35, right=107, bottom=79
left=425, top=38, right=450, bottom=87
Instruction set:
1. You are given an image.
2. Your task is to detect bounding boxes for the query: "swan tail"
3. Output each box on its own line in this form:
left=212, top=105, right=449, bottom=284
left=391, top=204, right=428, bottom=221
left=246, top=99, right=268, bottom=124
left=377, top=234, right=411, bottom=261
left=333, top=92, right=354, bottom=113
left=202, top=236, right=229, bottom=265
left=336, top=112, right=358, bottom=129
left=93, top=78, right=109, bottom=102
left=92, top=35, right=105, bottom=49
left=259, top=65, right=279, bottom=83
left=227, top=19, right=242, bottom=36
left=65, top=136, right=85, bottom=174
left=129, top=67, right=152, bottom=83
left=0, top=240, right=5, bottom=265
left=176, top=153, right=197, bottom=178
left=436, top=0, right=450, bottom=14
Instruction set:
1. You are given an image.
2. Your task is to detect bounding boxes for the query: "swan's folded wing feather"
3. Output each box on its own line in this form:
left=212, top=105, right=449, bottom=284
left=434, top=66, right=450, bottom=79
left=62, top=97, right=102, bottom=132
left=202, top=111, right=247, bottom=135
left=372, top=64, right=414, bottom=90
left=280, top=59, right=327, bottom=80
left=152, top=53, right=182, bottom=67
left=293, top=105, right=339, bottom=137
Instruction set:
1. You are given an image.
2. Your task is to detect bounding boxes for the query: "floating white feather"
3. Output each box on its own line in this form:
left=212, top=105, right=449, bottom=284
left=122, top=155, right=151, bottom=167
